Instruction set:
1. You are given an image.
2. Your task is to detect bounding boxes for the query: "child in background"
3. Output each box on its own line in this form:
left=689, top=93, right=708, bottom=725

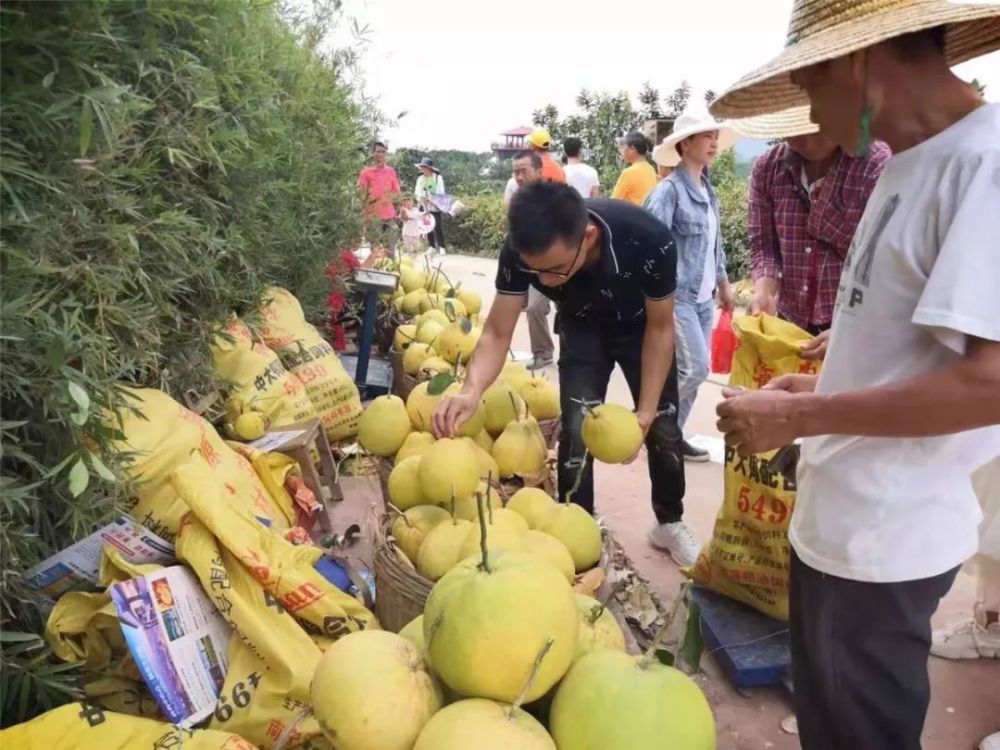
left=399, top=196, right=429, bottom=257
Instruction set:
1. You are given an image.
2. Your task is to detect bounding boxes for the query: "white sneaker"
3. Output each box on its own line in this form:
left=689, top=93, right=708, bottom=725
left=931, top=605, right=1000, bottom=660
left=981, top=732, right=1000, bottom=750
left=647, top=521, right=700, bottom=567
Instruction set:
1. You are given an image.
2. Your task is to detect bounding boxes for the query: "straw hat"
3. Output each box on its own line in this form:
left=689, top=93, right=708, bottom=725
left=414, top=156, right=440, bottom=173
left=732, top=105, right=820, bottom=140
left=652, top=107, right=737, bottom=167
left=711, top=0, right=1000, bottom=118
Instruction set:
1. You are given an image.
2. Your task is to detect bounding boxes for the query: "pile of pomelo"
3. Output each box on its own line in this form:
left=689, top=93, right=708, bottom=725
left=307, top=493, right=716, bottom=750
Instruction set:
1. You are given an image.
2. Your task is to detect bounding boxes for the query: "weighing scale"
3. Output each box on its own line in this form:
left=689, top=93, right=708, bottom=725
left=338, top=268, right=398, bottom=399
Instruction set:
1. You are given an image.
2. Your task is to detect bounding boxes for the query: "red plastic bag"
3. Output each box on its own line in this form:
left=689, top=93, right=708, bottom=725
left=711, top=309, right=738, bottom=374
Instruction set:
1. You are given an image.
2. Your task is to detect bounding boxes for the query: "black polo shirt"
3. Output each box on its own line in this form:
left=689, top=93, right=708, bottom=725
left=495, top=198, right=677, bottom=324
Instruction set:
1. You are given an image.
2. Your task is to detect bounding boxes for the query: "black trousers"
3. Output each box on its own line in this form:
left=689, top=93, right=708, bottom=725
left=557, top=318, right=685, bottom=523
left=789, top=550, right=960, bottom=750
left=428, top=210, right=445, bottom=249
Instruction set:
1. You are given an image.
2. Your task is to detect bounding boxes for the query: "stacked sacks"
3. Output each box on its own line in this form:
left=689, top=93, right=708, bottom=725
left=257, top=287, right=363, bottom=442
left=110, top=387, right=295, bottom=542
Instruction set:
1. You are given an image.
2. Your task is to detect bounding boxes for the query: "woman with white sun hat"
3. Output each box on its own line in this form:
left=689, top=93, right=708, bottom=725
left=711, top=1, right=1000, bottom=748
left=643, top=107, right=737, bottom=465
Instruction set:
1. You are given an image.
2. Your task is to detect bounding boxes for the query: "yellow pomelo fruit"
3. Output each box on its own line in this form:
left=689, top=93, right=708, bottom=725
left=387, top=455, right=425, bottom=510
left=400, top=257, right=414, bottom=267
left=417, top=356, right=453, bottom=379
left=417, top=518, right=474, bottom=581
left=453, top=484, right=502, bottom=521
left=406, top=380, right=451, bottom=431
left=492, top=419, right=547, bottom=477
left=550, top=649, right=715, bottom=750
left=456, top=520, right=525, bottom=562
left=393, top=324, right=418, bottom=351
left=396, top=431, right=435, bottom=463
left=435, top=319, right=479, bottom=365
left=461, top=437, right=500, bottom=480
left=540, top=504, right=602, bottom=573
left=436, top=296, right=467, bottom=320
left=403, top=342, right=436, bottom=376
left=516, top=530, right=575, bottom=583
left=473, top=430, right=495, bottom=453
left=581, top=403, right=643, bottom=464
left=311, top=630, right=442, bottom=750
left=413, top=699, right=555, bottom=750
left=424, top=550, right=578, bottom=703
left=456, top=289, right=482, bottom=316
left=483, top=382, right=526, bottom=436
left=400, top=265, right=427, bottom=294
left=490, top=507, right=530, bottom=534
left=417, top=290, right=435, bottom=314
left=573, top=593, right=626, bottom=657
left=358, top=395, right=412, bottom=456
left=233, top=410, right=268, bottom=441
left=418, top=438, right=480, bottom=505
left=507, top=487, right=557, bottom=530
left=399, top=614, right=425, bottom=652
left=519, top=378, right=560, bottom=421
left=416, top=320, right=444, bottom=346
left=417, top=309, right=450, bottom=329
left=501, top=361, right=532, bottom=392
left=391, top=505, right=451, bottom=563
left=400, top=290, right=428, bottom=316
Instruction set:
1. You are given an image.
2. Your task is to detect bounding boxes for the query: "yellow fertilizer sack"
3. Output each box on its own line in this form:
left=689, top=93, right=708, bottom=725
left=111, top=388, right=292, bottom=541
left=176, top=516, right=326, bottom=748
left=211, top=317, right=319, bottom=428
left=258, top=287, right=363, bottom=442
left=0, top=702, right=258, bottom=749
left=171, top=456, right=377, bottom=638
left=687, top=314, right=821, bottom=620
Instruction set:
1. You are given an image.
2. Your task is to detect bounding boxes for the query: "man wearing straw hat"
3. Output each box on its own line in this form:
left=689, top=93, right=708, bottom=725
left=737, top=107, right=889, bottom=339
left=712, top=2, right=1000, bottom=748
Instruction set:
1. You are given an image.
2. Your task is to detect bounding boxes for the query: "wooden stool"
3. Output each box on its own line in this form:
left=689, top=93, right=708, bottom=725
left=259, top=419, right=342, bottom=534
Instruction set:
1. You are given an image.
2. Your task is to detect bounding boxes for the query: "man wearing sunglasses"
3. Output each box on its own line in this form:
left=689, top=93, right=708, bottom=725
left=434, top=182, right=696, bottom=567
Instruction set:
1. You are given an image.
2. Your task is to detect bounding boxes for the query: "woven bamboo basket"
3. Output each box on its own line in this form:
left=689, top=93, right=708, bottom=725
left=537, top=416, right=561, bottom=450
left=372, top=510, right=433, bottom=632
left=376, top=456, right=394, bottom=506
left=396, top=370, right=419, bottom=402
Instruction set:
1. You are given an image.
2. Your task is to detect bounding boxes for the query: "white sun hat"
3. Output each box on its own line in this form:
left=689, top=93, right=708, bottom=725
left=652, top=107, right=738, bottom=167
left=711, top=0, right=1000, bottom=119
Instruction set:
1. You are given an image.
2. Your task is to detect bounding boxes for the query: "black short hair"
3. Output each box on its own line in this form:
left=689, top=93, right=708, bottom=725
left=508, top=183, right=588, bottom=257
left=513, top=150, right=543, bottom=169
left=624, top=131, right=650, bottom=156
left=888, top=25, right=946, bottom=60
left=563, top=136, right=583, bottom=158
left=373, top=141, right=387, bottom=151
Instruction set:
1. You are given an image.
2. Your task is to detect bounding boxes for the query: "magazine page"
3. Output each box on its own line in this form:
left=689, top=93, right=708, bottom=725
left=110, top=565, right=233, bottom=727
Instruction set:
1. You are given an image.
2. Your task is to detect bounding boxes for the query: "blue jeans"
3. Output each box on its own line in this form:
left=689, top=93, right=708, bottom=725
left=674, top=299, right=714, bottom=430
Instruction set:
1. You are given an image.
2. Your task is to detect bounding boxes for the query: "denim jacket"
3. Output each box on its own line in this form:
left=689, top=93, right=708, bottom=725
left=643, top=166, right=728, bottom=304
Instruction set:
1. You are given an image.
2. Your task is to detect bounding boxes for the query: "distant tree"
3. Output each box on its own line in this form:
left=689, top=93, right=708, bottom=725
left=704, top=88, right=717, bottom=107
left=665, top=79, right=692, bottom=116
left=638, top=82, right=662, bottom=119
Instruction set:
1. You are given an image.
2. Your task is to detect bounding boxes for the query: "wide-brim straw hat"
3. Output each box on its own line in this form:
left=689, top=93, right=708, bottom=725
left=414, top=156, right=440, bottom=173
left=652, top=108, right=737, bottom=167
left=732, top=105, right=821, bottom=140
left=711, top=0, right=1000, bottom=119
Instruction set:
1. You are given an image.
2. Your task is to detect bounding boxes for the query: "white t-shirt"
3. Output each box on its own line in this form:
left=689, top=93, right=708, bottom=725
left=504, top=177, right=518, bottom=202
left=564, top=162, right=600, bottom=198
left=697, top=184, right=718, bottom=303
left=792, top=103, right=1000, bottom=583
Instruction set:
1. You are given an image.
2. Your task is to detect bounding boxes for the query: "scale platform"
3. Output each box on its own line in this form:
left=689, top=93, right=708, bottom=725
left=339, top=354, right=393, bottom=398
left=689, top=585, right=791, bottom=689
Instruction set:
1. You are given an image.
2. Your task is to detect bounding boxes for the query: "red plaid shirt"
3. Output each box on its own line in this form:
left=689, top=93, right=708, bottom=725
left=749, top=141, right=889, bottom=329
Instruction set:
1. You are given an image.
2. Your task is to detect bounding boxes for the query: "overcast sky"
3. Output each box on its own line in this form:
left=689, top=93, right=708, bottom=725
left=329, top=0, right=1000, bottom=151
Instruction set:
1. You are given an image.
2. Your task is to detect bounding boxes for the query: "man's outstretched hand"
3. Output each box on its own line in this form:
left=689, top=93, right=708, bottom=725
left=432, top=391, right=481, bottom=438
left=716, top=387, right=804, bottom=456
left=800, top=329, right=831, bottom=361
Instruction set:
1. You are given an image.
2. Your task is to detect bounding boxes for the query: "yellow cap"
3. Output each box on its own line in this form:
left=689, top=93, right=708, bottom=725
left=526, top=129, right=552, bottom=149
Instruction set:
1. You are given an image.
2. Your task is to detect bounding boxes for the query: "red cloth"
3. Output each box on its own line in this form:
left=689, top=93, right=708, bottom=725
left=748, top=141, right=889, bottom=330
left=325, top=250, right=361, bottom=350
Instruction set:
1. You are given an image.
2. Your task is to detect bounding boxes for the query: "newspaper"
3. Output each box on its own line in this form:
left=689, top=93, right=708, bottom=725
left=248, top=428, right=307, bottom=454
left=25, top=515, right=175, bottom=603
left=110, top=565, right=233, bottom=727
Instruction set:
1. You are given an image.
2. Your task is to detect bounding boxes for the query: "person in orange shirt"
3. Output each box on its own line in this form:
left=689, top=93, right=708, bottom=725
left=612, top=132, right=658, bottom=205
left=526, top=129, right=566, bottom=184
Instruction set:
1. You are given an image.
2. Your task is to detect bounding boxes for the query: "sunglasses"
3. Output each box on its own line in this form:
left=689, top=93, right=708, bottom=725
left=516, top=235, right=585, bottom=280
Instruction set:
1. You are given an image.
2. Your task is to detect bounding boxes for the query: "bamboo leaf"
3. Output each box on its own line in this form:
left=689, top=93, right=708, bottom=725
left=42, top=71, right=55, bottom=89
left=43, top=94, right=78, bottom=116
left=88, top=453, right=116, bottom=482
left=68, top=382, right=90, bottom=411
left=79, top=99, right=93, bottom=156
left=68, top=459, right=89, bottom=497
left=0, top=632, right=42, bottom=644
left=427, top=372, right=456, bottom=396
left=677, top=599, right=705, bottom=672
